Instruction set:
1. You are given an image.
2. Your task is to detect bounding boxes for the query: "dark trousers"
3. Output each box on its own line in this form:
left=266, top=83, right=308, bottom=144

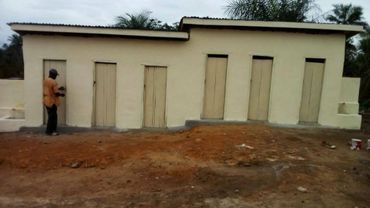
left=45, top=104, right=58, bottom=134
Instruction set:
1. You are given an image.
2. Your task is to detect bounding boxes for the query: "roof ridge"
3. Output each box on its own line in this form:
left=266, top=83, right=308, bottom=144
left=180, top=16, right=358, bottom=26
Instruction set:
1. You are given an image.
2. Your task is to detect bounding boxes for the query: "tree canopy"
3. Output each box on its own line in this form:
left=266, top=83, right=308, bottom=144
left=356, top=31, right=370, bottom=108
left=225, top=0, right=317, bottom=22
left=326, top=4, right=367, bottom=26
left=113, top=11, right=178, bottom=31
left=325, top=4, right=367, bottom=76
left=325, top=3, right=369, bottom=109
left=0, top=34, right=23, bottom=79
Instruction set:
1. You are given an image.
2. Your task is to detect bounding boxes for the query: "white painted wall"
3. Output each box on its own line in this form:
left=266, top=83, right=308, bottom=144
left=338, top=77, right=361, bottom=115
left=340, top=77, right=360, bottom=102
left=0, top=79, right=24, bottom=118
left=21, top=28, right=361, bottom=129
left=0, top=79, right=25, bottom=132
left=0, top=79, right=24, bottom=109
left=337, top=77, right=361, bottom=129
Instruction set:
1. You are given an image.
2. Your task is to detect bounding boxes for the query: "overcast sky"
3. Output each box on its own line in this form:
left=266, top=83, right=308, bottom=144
left=0, top=0, right=369, bottom=44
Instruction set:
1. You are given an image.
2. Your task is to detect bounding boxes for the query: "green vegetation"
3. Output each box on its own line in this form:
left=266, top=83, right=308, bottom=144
left=356, top=29, right=370, bottom=109
left=225, top=0, right=317, bottom=22
left=324, top=3, right=369, bottom=110
left=113, top=11, right=178, bottom=31
left=0, top=34, right=23, bottom=78
left=325, top=4, right=368, bottom=77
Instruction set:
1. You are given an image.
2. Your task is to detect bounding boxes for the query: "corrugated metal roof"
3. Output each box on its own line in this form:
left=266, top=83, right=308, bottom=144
left=180, top=16, right=353, bottom=25
left=8, top=22, right=117, bottom=28
left=7, top=22, right=178, bottom=32
left=179, top=17, right=364, bottom=36
left=8, top=16, right=364, bottom=39
left=9, top=23, right=188, bottom=40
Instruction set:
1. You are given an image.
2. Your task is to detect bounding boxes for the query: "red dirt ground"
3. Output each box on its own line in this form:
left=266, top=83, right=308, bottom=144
left=0, top=124, right=369, bottom=207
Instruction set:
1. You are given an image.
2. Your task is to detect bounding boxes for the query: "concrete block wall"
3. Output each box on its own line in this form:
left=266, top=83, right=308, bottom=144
left=21, top=29, right=362, bottom=130
left=0, top=79, right=25, bottom=132
left=0, top=79, right=24, bottom=118
left=337, top=77, right=362, bottom=129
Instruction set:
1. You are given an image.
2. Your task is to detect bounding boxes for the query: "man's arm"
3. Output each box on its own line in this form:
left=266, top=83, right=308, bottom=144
left=53, top=81, right=65, bottom=97
left=55, top=92, right=65, bottom=97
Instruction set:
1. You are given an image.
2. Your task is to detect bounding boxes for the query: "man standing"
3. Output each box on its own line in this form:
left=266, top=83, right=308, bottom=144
left=43, top=68, right=65, bottom=136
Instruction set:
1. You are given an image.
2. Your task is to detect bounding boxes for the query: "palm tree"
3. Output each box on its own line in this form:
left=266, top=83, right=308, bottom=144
left=113, top=11, right=178, bottom=31
left=225, top=0, right=317, bottom=22
left=325, top=4, right=368, bottom=76
left=225, top=0, right=270, bottom=21
left=326, top=4, right=367, bottom=26
left=114, top=11, right=162, bottom=30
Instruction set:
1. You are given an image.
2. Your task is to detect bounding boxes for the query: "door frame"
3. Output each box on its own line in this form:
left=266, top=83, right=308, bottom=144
left=247, top=55, right=274, bottom=121
left=201, top=54, right=229, bottom=120
left=298, top=58, right=326, bottom=124
left=142, top=65, right=168, bottom=128
left=92, top=62, right=118, bottom=127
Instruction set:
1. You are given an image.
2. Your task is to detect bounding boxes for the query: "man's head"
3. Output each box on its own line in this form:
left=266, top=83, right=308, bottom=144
left=49, top=68, right=59, bottom=79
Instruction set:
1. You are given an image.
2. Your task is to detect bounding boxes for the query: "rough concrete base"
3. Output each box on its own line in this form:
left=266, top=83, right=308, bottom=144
left=185, top=119, right=254, bottom=127
left=14, top=119, right=362, bottom=134
left=19, top=125, right=190, bottom=134
left=336, top=114, right=362, bottom=130
left=185, top=119, right=341, bottom=130
left=20, top=126, right=108, bottom=134
left=0, top=118, right=25, bottom=132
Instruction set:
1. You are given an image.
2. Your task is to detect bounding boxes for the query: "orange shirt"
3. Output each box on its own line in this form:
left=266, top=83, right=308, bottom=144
left=43, top=78, right=61, bottom=107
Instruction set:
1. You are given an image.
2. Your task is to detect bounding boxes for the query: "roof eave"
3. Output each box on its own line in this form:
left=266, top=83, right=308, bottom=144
left=180, top=18, right=365, bottom=36
left=9, top=23, right=189, bottom=41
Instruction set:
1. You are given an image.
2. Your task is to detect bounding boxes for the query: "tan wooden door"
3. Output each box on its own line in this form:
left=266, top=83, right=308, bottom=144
left=202, top=56, right=228, bottom=119
left=299, top=61, right=325, bottom=123
left=248, top=58, right=273, bottom=121
left=94, top=63, right=116, bottom=127
left=143, top=66, right=167, bottom=128
left=43, top=60, right=66, bottom=125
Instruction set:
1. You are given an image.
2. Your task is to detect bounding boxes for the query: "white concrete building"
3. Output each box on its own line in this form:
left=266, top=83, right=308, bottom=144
left=6, top=17, right=364, bottom=130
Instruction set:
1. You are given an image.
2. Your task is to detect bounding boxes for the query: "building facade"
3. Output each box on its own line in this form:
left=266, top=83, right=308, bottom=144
left=10, top=17, right=364, bottom=129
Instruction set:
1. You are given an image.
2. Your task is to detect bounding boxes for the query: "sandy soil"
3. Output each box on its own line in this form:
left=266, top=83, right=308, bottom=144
left=0, top=124, right=369, bottom=208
